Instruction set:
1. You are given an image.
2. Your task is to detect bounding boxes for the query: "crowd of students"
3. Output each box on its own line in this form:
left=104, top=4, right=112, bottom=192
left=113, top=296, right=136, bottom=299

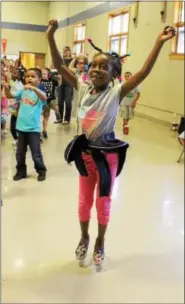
left=1, top=48, right=142, bottom=150
left=1, top=48, right=91, bottom=139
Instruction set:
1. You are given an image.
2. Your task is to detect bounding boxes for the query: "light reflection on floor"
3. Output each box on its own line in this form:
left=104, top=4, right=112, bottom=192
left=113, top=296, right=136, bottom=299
left=1, top=117, right=184, bottom=303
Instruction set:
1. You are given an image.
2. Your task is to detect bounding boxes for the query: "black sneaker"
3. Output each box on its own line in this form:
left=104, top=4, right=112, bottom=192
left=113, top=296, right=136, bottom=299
left=37, top=172, right=46, bottom=182
left=42, top=131, right=48, bottom=139
left=13, top=173, right=27, bottom=181
left=54, top=113, right=61, bottom=123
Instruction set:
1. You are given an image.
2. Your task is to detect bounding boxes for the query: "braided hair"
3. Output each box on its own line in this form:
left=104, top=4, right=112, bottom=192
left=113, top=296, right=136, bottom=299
left=87, top=38, right=130, bottom=80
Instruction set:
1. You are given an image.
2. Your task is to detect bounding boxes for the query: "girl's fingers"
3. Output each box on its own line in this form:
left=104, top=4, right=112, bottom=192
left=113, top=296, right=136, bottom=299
left=49, top=19, right=58, bottom=25
left=164, top=26, right=174, bottom=31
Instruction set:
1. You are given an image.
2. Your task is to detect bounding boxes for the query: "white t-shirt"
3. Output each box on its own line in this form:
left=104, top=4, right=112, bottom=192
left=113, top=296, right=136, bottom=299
left=121, top=87, right=140, bottom=106
left=76, top=80, right=122, bottom=145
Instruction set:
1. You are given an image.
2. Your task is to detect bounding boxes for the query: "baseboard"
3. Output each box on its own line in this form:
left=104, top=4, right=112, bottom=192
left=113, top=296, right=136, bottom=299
left=134, top=112, right=171, bottom=127
left=134, top=104, right=183, bottom=127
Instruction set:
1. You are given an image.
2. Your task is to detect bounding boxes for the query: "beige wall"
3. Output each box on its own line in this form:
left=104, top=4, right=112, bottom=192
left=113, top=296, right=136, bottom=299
left=2, top=1, right=184, bottom=122
left=68, top=2, right=104, bottom=18
left=125, top=1, right=184, bottom=121
left=1, top=29, right=48, bottom=56
left=2, top=2, right=49, bottom=25
left=2, top=2, right=49, bottom=56
left=47, top=1, right=184, bottom=122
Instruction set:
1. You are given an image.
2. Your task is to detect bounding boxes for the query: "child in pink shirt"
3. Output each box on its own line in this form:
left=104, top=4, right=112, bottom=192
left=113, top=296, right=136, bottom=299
left=1, top=75, right=9, bottom=135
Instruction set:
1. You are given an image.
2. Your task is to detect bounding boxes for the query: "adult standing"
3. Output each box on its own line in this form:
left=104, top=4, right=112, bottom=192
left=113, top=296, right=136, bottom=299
left=56, top=46, right=73, bottom=124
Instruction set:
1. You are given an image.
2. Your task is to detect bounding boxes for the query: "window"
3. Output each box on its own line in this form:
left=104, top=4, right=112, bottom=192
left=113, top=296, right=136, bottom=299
left=73, top=23, right=86, bottom=55
left=170, top=1, right=184, bottom=59
left=108, top=11, right=129, bottom=55
left=1, top=55, right=19, bottom=61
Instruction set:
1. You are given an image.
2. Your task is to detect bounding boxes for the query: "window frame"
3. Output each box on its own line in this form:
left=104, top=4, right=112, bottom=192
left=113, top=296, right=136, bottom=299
left=73, top=22, right=86, bottom=55
left=169, top=1, right=184, bottom=60
left=108, top=9, right=130, bottom=56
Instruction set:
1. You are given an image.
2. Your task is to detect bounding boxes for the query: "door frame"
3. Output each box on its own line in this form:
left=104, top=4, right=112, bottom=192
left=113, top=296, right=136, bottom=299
left=19, top=51, right=46, bottom=69
left=19, top=51, right=46, bottom=56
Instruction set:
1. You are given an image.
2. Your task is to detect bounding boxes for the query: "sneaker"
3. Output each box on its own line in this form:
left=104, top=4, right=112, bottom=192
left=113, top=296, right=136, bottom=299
left=75, top=237, right=89, bottom=260
left=123, top=125, right=129, bottom=135
left=54, top=120, right=62, bottom=124
left=42, top=131, right=48, bottom=139
left=54, top=113, right=61, bottom=123
left=62, top=121, right=70, bottom=125
left=13, top=173, right=27, bottom=181
left=37, top=172, right=46, bottom=182
left=93, top=248, right=105, bottom=265
left=93, top=237, right=105, bottom=265
left=12, top=140, right=17, bottom=146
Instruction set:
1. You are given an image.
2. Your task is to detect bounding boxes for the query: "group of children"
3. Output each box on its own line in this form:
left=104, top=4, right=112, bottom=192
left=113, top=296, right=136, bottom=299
left=0, top=52, right=95, bottom=181
left=1, top=51, right=140, bottom=146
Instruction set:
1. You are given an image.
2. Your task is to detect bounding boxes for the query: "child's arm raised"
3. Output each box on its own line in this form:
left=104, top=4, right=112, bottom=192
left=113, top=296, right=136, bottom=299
left=68, top=57, right=77, bottom=74
left=46, top=20, right=78, bottom=89
left=3, top=83, right=14, bottom=99
left=120, top=26, right=176, bottom=101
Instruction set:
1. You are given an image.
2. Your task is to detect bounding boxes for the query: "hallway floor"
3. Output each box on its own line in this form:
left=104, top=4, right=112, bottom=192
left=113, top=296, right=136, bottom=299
left=1, top=117, right=184, bottom=303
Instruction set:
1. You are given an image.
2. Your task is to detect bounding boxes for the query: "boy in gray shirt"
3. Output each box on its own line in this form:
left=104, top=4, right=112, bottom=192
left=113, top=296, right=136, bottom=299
left=120, top=72, right=140, bottom=135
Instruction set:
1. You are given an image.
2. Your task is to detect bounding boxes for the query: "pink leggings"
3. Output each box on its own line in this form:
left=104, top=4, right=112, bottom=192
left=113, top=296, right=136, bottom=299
left=78, top=153, right=118, bottom=225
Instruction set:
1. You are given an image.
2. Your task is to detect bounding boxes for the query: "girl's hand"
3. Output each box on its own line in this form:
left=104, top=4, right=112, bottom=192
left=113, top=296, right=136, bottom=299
left=157, top=26, right=176, bottom=44
left=46, top=19, right=58, bottom=37
left=24, top=84, right=34, bottom=90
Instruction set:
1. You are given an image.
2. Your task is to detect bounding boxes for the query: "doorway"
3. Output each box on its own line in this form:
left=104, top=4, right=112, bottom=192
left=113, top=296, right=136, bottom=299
left=20, top=52, right=45, bottom=69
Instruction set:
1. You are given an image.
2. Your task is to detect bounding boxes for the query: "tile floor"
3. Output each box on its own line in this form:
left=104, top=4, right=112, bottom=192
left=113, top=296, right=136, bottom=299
left=1, top=117, right=184, bottom=303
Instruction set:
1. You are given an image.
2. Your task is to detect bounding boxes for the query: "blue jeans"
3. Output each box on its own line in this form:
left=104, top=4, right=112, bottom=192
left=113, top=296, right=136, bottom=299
left=16, top=131, right=47, bottom=175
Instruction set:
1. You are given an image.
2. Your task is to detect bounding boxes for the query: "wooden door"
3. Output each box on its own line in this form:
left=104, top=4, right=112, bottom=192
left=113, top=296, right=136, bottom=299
left=35, top=54, right=45, bottom=69
left=20, top=52, right=45, bottom=69
left=20, top=52, right=35, bottom=69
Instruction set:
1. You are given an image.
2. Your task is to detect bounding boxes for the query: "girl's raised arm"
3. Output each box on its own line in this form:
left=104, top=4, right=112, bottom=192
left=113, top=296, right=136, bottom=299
left=46, top=20, right=78, bottom=89
left=120, top=26, right=176, bottom=101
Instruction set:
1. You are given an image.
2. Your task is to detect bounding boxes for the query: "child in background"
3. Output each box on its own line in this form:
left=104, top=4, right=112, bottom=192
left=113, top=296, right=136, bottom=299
left=120, top=72, right=140, bottom=135
left=69, top=55, right=89, bottom=133
left=47, top=20, right=175, bottom=265
left=41, top=68, right=60, bottom=139
left=4, top=68, right=47, bottom=182
left=1, top=74, right=9, bottom=137
left=56, top=46, right=73, bottom=125
left=9, top=68, right=24, bottom=146
left=69, top=55, right=89, bottom=82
